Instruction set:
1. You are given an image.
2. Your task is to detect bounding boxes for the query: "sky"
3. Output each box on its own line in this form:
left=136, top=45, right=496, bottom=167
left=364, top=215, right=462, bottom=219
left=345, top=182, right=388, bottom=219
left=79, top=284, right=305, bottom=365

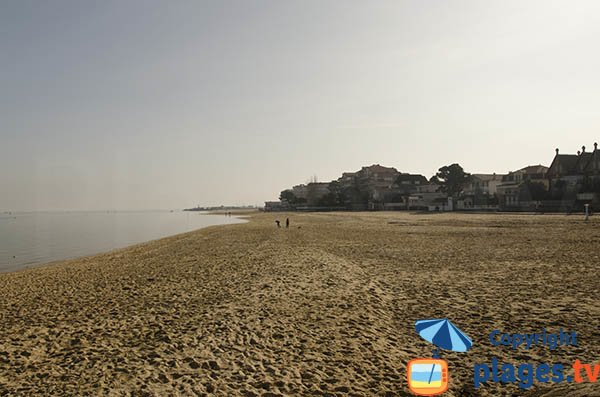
left=2, top=0, right=600, bottom=210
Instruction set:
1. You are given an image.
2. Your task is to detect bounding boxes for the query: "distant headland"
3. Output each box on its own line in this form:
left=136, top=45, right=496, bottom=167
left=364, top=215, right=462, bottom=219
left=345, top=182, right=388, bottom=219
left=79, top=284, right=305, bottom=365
left=184, top=205, right=258, bottom=212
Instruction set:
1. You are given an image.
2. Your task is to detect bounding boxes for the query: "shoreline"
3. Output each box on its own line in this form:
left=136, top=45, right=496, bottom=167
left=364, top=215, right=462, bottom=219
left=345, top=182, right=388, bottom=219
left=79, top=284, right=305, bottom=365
left=0, top=212, right=248, bottom=274
left=1, top=221, right=244, bottom=276
left=0, top=212, right=597, bottom=396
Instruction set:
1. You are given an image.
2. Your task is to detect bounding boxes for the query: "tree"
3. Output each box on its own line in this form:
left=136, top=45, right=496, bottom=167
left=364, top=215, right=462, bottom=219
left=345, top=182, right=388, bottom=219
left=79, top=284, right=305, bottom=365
left=324, top=181, right=347, bottom=207
left=429, top=175, right=441, bottom=184
left=435, top=164, right=471, bottom=198
left=341, top=176, right=370, bottom=208
left=279, top=189, right=297, bottom=204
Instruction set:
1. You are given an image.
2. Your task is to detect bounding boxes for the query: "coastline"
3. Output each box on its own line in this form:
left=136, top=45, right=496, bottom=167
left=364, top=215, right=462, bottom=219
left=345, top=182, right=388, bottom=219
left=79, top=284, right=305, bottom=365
left=0, top=211, right=247, bottom=274
left=0, top=220, right=244, bottom=276
left=0, top=212, right=598, bottom=396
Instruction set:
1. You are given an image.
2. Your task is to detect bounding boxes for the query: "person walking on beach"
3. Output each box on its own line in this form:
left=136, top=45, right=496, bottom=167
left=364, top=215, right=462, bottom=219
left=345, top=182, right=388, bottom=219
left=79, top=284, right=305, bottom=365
left=285, top=217, right=290, bottom=228
left=275, top=220, right=281, bottom=228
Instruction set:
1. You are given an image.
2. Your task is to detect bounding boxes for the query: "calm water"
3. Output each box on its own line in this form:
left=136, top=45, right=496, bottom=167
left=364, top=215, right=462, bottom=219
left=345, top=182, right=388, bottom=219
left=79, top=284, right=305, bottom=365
left=0, top=211, right=245, bottom=272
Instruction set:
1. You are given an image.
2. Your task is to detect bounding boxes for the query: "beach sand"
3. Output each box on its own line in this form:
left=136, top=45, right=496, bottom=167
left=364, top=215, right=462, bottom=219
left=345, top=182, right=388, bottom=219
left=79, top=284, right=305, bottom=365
left=0, top=212, right=598, bottom=396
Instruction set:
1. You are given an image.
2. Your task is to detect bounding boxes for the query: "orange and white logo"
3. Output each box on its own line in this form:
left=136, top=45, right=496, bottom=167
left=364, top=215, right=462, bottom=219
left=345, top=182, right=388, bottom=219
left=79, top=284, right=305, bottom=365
left=406, top=358, right=449, bottom=396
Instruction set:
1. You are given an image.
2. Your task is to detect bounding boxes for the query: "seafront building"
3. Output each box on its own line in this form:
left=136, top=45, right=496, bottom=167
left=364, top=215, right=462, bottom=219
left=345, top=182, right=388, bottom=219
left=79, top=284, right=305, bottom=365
left=546, top=143, right=600, bottom=210
left=547, top=144, right=600, bottom=190
left=264, top=201, right=289, bottom=212
left=496, top=165, right=548, bottom=211
left=459, top=173, right=505, bottom=210
left=265, top=143, right=599, bottom=212
left=410, top=183, right=449, bottom=211
left=291, top=182, right=331, bottom=206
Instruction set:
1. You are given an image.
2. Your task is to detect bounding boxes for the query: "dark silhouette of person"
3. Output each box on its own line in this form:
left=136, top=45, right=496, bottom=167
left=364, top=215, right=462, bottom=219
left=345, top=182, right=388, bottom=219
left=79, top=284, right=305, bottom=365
left=275, top=220, right=281, bottom=228
left=285, top=218, right=290, bottom=228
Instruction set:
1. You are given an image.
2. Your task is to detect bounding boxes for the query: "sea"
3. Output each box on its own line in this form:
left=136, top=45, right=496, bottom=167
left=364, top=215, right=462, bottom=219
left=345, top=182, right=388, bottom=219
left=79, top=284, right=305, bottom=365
left=0, top=210, right=245, bottom=272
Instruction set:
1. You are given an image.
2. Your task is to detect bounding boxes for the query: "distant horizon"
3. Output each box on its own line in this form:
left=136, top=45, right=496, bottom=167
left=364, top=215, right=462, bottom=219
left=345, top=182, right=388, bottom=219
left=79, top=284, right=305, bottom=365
left=2, top=146, right=596, bottom=212
left=0, top=152, right=563, bottom=212
left=3, top=1, right=600, bottom=211
left=0, top=207, right=259, bottom=213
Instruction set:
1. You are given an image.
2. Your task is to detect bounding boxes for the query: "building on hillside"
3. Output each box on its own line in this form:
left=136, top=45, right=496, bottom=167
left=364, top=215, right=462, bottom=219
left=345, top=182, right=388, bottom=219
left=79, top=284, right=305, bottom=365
left=339, top=172, right=357, bottom=185
left=291, top=184, right=308, bottom=200
left=337, top=165, right=400, bottom=209
left=357, top=164, right=399, bottom=181
left=353, top=164, right=400, bottom=194
left=291, top=182, right=331, bottom=206
left=305, top=182, right=331, bottom=205
left=334, top=165, right=433, bottom=210
left=496, top=165, right=548, bottom=211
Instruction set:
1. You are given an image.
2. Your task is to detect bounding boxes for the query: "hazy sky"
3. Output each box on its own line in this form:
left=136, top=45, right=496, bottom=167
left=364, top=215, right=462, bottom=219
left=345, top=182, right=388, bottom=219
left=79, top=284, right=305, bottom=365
left=2, top=0, right=600, bottom=210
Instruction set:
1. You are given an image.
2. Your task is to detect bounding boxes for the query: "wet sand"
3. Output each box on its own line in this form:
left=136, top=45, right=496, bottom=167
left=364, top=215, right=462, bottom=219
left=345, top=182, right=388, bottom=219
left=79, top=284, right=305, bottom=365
left=0, top=212, right=598, bottom=396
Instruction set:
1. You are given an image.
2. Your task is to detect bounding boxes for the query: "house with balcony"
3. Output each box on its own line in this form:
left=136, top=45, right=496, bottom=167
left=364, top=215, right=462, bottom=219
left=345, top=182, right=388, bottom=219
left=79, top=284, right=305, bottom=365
left=460, top=173, right=505, bottom=210
left=496, top=165, right=548, bottom=211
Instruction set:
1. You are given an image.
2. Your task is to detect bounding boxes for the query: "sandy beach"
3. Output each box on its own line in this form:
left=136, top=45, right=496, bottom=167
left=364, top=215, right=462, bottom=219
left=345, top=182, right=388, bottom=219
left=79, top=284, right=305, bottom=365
left=0, top=212, right=598, bottom=396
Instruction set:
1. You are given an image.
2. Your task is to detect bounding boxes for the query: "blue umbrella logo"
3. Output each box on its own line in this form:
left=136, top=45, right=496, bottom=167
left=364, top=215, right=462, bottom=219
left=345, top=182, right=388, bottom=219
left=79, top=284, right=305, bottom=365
left=415, top=318, right=473, bottom=353
left=411, top=318, right=473, bottom=392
